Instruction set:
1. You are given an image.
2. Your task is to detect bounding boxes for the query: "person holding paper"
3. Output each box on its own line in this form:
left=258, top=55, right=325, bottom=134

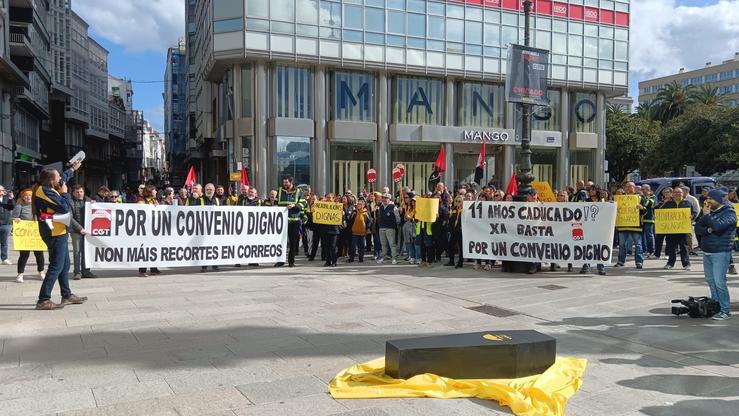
left=695, top=189, right=737, bottom=321
left=615, top=182, right=647, bottom=269
left=11, top=190, right=45, bottom=283
left=32, top=162, right=87, bottom=310
left=661, top=187, right=695, bottom=271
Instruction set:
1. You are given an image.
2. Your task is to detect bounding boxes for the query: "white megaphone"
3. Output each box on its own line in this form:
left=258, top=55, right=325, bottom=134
left=43, top=212, right=72, bottom=231
left=68, top=151, right=86, bottom=166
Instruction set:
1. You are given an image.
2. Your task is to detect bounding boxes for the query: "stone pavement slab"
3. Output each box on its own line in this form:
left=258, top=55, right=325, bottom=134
left=0, top=251, right=739, bottom=415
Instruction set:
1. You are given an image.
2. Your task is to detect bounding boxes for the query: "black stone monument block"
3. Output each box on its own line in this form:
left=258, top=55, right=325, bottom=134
left=385, top=330, right=555, bottom=379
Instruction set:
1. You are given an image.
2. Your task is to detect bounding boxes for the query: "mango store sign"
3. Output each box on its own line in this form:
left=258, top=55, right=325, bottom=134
left=462, top=130, right=513, bottom=143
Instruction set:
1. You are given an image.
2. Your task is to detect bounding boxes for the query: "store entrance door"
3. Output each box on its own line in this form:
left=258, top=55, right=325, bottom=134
left=332, top=160, right=372, bottom=194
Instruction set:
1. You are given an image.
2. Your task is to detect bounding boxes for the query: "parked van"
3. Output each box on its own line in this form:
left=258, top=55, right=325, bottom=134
left=636, top=177, right=717, bottom=201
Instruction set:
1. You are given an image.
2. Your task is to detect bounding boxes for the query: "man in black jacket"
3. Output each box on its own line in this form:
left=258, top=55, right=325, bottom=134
left=70, top=185, right=96, bottom=279
left=0, top=185, right=14, bottom=264
left=661, top=187, right=695, bottom=271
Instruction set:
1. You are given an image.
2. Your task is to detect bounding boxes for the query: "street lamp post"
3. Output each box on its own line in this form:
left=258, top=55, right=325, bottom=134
left=517, top=0, right=535, bottom=199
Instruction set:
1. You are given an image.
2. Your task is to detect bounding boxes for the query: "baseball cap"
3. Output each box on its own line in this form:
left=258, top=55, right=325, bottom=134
left=382, top=193, right=392, bottom=199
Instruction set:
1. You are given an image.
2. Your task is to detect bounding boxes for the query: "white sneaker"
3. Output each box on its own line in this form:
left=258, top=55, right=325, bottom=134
left=663, top=265, right=673, bottom=270
left=38, top=270, right=45, bottom=279
left=2, top=259, right=12, bottom=265
left=683, top=266, right=691, bottom=271
left=408, top=258, right=415, bottom=265
left=391, top=259, right=397, bottom=265
left=15, top=274, right=23, bottom=283
left=376, top=258, right=384, bottom=264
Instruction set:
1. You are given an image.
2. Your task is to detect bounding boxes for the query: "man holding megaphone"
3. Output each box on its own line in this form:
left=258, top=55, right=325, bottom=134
left=32, top=160, right=87, bottom=310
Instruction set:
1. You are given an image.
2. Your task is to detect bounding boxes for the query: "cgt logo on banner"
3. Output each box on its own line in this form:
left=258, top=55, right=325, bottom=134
left=462, top=201, right=617, bottom=266
left=84, top=203, right=288, bottom=269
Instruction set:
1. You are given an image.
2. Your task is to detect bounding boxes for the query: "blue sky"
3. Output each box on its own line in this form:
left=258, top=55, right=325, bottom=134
left=75, top=0, right=737, bottom=130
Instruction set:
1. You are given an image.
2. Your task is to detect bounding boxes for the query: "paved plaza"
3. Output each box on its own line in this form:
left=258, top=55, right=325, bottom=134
left=1, top=252, right=739, bottom=416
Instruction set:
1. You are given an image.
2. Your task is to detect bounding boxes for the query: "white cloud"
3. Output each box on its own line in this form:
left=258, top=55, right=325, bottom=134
left=73, top=0, right=185, bottom=52
left=630, top=0, right=739, bottom=84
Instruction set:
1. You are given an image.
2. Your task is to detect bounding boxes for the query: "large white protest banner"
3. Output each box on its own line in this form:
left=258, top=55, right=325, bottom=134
left=84, top=203, right=288, bottom=268
left=462, top=201, right=617, bottom=266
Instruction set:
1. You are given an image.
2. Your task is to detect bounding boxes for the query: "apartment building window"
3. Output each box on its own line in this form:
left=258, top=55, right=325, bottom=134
left=720, top=70, right=733, bottom=81
left=704, top=73, right=718, bottom=83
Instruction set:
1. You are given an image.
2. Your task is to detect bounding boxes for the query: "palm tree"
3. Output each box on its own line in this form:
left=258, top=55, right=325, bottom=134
left=634, top=101, right=657, bottom=121
left=654, top=81, right=694, bottom=124
left=606, top=103, right=627, bottom=114
left=689, top=84, right=726, bottom=106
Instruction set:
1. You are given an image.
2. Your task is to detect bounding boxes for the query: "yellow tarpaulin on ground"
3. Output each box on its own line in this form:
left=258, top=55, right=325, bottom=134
left=415, top=197, right=439, bottom=223
left=532, top=181, right=557, bottom=202
left=12, top=220, right=47, bottom=251
left=329, top=357, right=587, bottom=416
left=655, top=208, right=693, bottom=234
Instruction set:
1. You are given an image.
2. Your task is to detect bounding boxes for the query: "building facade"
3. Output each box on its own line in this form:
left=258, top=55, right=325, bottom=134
left=0, top=0, right=28, bottom=187
left=188, top=0, right=630, bottom=194
left=164, top=38, right=187, bottom=186
left=639, top=53, right=739, bottom=108
left=10, top=0, right=52, bottom=188
left=142, top=119, right=166, bottom=184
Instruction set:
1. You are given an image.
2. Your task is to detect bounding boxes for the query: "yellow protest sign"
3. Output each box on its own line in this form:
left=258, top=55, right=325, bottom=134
left=655, top=208, right=693, bottom=234
left=229, top=171, right=241, bottom=182
left=12, top=220, right=47, bottom=251
left=532, top=181, right=557, bottom=202
left=312, top=202, right=343, bottom=225
left=614, top=195, right=641, bottom=227
left=735, top=204, right=739, bottom=226
left=415, top=197, right=439, bottom=223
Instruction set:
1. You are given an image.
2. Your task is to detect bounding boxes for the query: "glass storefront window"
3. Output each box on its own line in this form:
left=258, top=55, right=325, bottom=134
left=569, top=149, right=594, bottom=185
left=573, top=92, right=597, bottom=133
left=241, top=65, right=252, bottom=118
left=391, top=144, right=439, bottom=193
left=457, top=82, right=504, bottom=128
left=330, top=142, right=374, bottom=194
left=273, top=66, right=314, bottom=119
left=514, top=148, right=559, bottom=189
left=330, top=71, right=376, bottom=122
left=392, top=76, right=445, bottom=125
left=453, top=144, right=500, bottom=188
left=531, top=89, right=561, bottom=131
left=275, top=136, right=311, bottom=186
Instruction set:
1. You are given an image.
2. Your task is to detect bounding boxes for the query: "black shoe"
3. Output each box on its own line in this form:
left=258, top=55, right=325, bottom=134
left=331, top=263, right=337, bottom=267
left=274, top=263, right=285, bottom=267
left=579, top=268, right=589, bottom=275
left=455, top=264, right=463, bottom=269
left=347, top=258, right=354, bottom=263
left=567, top=265, right=573, bottom=272
left=307, top=257, right=315, bottom=262
left=235, top=264, right=242, bottom=267
left=445, top=262, right=455, bottom=266
left=359, top=258, right=364, bottom=263
left=598, top=270, right=607, bottom=276
left=288, top=263, right=295, bottom=268
left=248, top=263, right=259, bottom=267
left=323, top=262, right=331, bottom=267
left=212, top=266, right=219, bottom=271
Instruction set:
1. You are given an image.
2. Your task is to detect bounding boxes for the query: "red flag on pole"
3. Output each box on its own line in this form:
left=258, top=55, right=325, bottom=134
left=474, top=138, right=486, bottom=185
left=505, top=172, right=518, bottom=196
left=184, top=166, right=196, bottom=189
left=241, top=167, right=250, bottom=187
left=434, top=145, right=446, bottom=173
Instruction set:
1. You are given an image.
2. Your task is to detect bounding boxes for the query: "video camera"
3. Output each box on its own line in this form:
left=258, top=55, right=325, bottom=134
left=671, top=297, right=720, bottom=318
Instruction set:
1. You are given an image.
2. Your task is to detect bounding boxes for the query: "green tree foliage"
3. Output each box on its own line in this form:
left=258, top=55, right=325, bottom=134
left=645, top=104, right=739, bottom=175
left=654, top=81, right=694, bottom=125
left=605, top=108, right=662, bottom=183
left=688, top=84, right=727, bottom=106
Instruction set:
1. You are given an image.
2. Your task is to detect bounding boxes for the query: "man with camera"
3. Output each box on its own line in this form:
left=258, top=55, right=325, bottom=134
left=695, top=188, right=737, bottom=321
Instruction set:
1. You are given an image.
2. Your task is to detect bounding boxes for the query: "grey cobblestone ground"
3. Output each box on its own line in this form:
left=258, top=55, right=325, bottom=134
left=1, top=251, right=738, bottom=415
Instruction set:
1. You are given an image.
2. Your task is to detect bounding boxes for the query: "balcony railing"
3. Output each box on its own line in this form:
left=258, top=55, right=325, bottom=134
left=9, top=32, right=29, bottom=44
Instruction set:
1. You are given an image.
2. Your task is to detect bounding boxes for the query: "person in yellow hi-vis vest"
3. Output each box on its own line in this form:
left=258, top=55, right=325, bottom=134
left=415, top=212, right=435, bottom=268
left=276, top=176, right=306, bottom=267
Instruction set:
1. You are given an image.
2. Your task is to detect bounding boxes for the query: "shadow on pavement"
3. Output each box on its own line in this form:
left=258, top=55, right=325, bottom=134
left=640, top=399, right=739, bottom=416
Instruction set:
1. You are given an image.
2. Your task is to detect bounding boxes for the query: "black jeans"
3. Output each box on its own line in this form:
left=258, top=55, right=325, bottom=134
left=448, top=230, right=463, bottom=266
left=655, top=234, right=666, bottom=257
left=287, top=221, right=300, bottom=265
left=309, top=228, right=322, bottom=260
left=665, top=234, right=690, bottom=267
left=18, top=250, right=45, bottom=274
left=431, top=222, right=448, bottom=260
left=322, top=233, right=338, bottom=265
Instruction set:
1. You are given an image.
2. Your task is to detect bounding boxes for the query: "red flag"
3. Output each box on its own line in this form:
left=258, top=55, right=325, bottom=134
left=474, top=138, right=486, bottom=184
left=505, top=173, right=518, bottom=195
left=434, top=145, right=446, bottom=172
left=241, top=167, right=250, bottom=187
left=184, top=166, right=196, bottom=189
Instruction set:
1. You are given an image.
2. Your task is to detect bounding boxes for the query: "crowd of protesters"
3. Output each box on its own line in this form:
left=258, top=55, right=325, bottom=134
left=1, top=161, right=736, bottom=317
